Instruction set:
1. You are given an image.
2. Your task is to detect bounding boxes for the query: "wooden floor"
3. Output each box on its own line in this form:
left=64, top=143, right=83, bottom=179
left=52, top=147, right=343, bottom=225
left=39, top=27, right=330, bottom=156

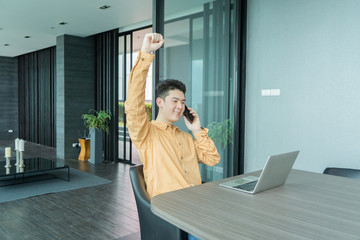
left=0, top=140, right=141, bottom=240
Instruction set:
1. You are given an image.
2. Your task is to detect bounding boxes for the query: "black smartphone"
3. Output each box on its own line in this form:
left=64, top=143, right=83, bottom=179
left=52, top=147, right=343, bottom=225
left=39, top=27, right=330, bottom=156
left=183, top=105, right=194, bottom=123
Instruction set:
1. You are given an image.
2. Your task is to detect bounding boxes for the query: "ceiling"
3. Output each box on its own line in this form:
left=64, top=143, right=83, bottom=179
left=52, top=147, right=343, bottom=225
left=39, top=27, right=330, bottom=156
left=0, top=0, right=152, bottom=57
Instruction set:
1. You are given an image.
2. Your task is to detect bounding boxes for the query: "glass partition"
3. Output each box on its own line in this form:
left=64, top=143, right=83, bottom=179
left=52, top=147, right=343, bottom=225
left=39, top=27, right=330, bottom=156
left=162, top=0, right=235, bottom=181
left=118, top=27, right=152, bottom=164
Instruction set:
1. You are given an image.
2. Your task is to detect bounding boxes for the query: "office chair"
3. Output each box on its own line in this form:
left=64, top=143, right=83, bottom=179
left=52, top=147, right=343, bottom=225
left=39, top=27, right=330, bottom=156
left=323, top=167, right=360, bottom=180
left=129, top=165, right=187, bottom=240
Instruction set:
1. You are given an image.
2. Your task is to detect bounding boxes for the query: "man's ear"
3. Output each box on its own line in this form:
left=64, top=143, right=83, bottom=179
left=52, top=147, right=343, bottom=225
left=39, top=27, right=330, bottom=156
left=156, top=97, right=163, bottom=108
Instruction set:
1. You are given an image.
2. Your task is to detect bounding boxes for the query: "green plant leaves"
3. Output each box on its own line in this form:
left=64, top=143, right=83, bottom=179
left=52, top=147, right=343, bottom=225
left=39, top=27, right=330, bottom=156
left=207, top=119, right=233, bottom=150
left=81, top=109, right=112, bottom=134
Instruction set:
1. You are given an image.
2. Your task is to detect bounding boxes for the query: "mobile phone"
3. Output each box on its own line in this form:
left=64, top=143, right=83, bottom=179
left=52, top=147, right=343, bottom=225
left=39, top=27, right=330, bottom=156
left=183, top=105, right=194, bottom=123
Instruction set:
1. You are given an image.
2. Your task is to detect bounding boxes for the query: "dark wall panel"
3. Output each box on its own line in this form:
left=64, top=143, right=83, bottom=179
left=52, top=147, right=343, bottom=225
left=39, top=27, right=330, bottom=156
left=56, top=35, right=95, bottom=159
left=0, top=57, right=18, bottom=140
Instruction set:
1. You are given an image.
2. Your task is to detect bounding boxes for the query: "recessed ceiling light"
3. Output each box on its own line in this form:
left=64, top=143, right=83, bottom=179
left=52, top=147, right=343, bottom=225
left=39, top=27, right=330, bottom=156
left=58, top=22, right=68, bottom=25
left=24, top=36, right=31, bottom=38
left=99, top=5, right=111, bottom=10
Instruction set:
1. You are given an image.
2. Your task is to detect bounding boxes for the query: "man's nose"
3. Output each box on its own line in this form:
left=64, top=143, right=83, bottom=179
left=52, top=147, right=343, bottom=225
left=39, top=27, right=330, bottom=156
left=176, top=102, right=183, bottom=109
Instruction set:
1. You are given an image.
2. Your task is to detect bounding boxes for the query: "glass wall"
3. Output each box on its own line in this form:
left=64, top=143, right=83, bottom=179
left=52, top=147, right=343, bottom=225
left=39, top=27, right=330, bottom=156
left=161, top=0, right=235, bottom=181
left=118, top=27, right=152, bottom=164
left=118, top=34, right=131, bottom=163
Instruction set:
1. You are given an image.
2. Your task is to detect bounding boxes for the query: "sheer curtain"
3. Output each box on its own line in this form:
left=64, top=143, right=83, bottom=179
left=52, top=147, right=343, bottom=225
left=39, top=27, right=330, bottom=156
left=18, top=47, right=56, bottom=147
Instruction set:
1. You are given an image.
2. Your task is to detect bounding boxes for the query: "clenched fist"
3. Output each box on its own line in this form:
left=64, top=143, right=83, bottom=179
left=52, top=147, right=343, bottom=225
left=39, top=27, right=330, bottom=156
left=141, top=33, right=165, bottom=53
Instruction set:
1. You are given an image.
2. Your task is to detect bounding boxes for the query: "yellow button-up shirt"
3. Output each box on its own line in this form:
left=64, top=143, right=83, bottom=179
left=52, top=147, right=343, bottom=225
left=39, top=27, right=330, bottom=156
left=125, top=51, right=220, bottom=198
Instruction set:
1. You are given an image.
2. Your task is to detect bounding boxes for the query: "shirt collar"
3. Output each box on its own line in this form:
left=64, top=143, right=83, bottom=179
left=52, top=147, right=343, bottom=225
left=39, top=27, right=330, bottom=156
left=151, top=120, right=179, bottom=131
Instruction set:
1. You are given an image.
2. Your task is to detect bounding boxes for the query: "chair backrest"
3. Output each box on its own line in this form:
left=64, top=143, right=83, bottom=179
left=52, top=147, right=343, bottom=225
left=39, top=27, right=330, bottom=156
left=323, top=167, right=360, bottom=180
left=129, top=165, right=186, bottom=240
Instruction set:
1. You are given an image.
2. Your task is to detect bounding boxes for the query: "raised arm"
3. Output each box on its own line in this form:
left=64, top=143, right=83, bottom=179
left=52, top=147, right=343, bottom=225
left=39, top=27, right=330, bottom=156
left=124, top=33, right=164, bottom=148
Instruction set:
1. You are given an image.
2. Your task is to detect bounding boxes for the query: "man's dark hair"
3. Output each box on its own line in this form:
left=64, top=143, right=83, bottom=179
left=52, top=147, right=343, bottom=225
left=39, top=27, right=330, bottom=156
left=155, top=79, right=186, bottom=99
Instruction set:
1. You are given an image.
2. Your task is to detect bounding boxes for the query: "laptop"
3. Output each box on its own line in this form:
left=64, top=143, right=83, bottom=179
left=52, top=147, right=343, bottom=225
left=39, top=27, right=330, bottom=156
left=220, top=151, right=300, bottom=194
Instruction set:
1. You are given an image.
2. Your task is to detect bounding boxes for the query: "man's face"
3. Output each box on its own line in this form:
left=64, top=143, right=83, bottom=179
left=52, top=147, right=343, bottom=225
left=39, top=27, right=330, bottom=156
left=157, top=89, right=185, bottom=124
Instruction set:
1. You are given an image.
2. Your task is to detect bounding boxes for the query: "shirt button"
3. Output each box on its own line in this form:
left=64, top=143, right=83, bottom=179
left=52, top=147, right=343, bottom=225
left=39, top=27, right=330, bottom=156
left=181, top=156, right=183, bottom=159
left=141, top=58, right=145, bottom=61
left=179, top=142, right=181, bottom=145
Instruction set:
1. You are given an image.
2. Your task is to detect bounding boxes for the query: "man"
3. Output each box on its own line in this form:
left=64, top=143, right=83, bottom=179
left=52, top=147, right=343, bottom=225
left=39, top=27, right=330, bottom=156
left=125, top=33, right=220, bottom=199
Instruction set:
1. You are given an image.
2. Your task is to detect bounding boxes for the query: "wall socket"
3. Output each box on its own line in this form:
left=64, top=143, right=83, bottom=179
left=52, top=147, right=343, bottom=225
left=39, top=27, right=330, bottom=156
left=8, top=129, right=13, bottom=133
left=72, top=143, right=80, bottom=148
left=261, top=89, right=281, bottom=96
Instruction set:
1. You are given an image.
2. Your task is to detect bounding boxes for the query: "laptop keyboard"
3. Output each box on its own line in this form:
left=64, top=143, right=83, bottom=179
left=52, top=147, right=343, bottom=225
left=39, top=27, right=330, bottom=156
left=233, top=180, right=258, bottom=191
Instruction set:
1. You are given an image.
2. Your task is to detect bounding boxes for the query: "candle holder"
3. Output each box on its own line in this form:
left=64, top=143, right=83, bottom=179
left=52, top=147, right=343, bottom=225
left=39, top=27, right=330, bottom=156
left=19, top=151, right=25, bottom=167
left=15, top=150, right=20, bottom=166
left=15, top=138, right=19, bottom=165
left=5, top=157, right=11, bottom=168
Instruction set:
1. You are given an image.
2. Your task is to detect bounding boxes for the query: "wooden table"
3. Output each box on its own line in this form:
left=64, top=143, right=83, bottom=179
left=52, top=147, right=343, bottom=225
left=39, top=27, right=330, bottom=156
left=151, top=169, right=360, bottom=240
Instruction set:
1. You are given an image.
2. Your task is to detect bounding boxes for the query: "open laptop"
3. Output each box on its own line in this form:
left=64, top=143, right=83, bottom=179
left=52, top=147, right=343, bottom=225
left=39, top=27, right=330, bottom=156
left=220, top=151, right=300, bottom=194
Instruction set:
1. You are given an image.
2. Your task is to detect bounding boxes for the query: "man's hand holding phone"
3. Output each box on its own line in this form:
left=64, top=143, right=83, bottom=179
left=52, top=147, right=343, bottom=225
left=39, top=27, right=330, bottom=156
left=183, top=106, right=202, bottom=133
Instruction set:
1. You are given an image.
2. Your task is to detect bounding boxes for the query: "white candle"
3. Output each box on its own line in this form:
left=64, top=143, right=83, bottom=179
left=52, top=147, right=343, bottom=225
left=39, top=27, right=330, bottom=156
left=15, top=138, right=19, bottom=150
left=5, top=147, right=11, bottom=157
left=19, top=140, right=25, bottom=152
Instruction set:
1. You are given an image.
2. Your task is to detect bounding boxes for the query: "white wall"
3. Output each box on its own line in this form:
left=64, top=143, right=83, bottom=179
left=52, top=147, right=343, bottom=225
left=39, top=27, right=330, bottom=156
left=245, top=0, right=360, bottom=173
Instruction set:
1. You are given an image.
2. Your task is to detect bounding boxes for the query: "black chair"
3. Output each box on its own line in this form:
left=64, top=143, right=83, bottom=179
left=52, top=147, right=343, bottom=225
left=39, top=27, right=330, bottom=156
left=129, top=165, right=187, bottom=240
left=323, top=167, right=360, bottom=180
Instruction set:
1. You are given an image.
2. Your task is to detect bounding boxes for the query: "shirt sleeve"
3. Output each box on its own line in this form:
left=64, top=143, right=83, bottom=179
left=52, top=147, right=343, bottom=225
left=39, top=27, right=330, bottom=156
left=124, top=51, right=155, bottom=149
left=193, top=128, right=221, bottom=166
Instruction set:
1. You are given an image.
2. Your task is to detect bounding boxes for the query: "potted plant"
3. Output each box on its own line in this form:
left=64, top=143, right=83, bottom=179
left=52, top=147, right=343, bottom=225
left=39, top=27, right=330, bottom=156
left=206, top=119, right=233, bottom=180
left=207, top=119, right=233, bottom=150
left=82, top=109, right=111, bottom=164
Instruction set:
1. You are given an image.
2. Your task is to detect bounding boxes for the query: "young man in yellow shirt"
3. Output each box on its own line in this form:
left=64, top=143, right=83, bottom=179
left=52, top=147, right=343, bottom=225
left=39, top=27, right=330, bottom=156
left=125, top=33, right=220, bottom=199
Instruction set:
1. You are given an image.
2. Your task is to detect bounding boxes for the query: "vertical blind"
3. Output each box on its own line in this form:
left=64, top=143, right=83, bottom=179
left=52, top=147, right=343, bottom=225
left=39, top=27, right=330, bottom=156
left=18, top=47, right=56, bottom=147
left=94, top=29, right=119, bottom=162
